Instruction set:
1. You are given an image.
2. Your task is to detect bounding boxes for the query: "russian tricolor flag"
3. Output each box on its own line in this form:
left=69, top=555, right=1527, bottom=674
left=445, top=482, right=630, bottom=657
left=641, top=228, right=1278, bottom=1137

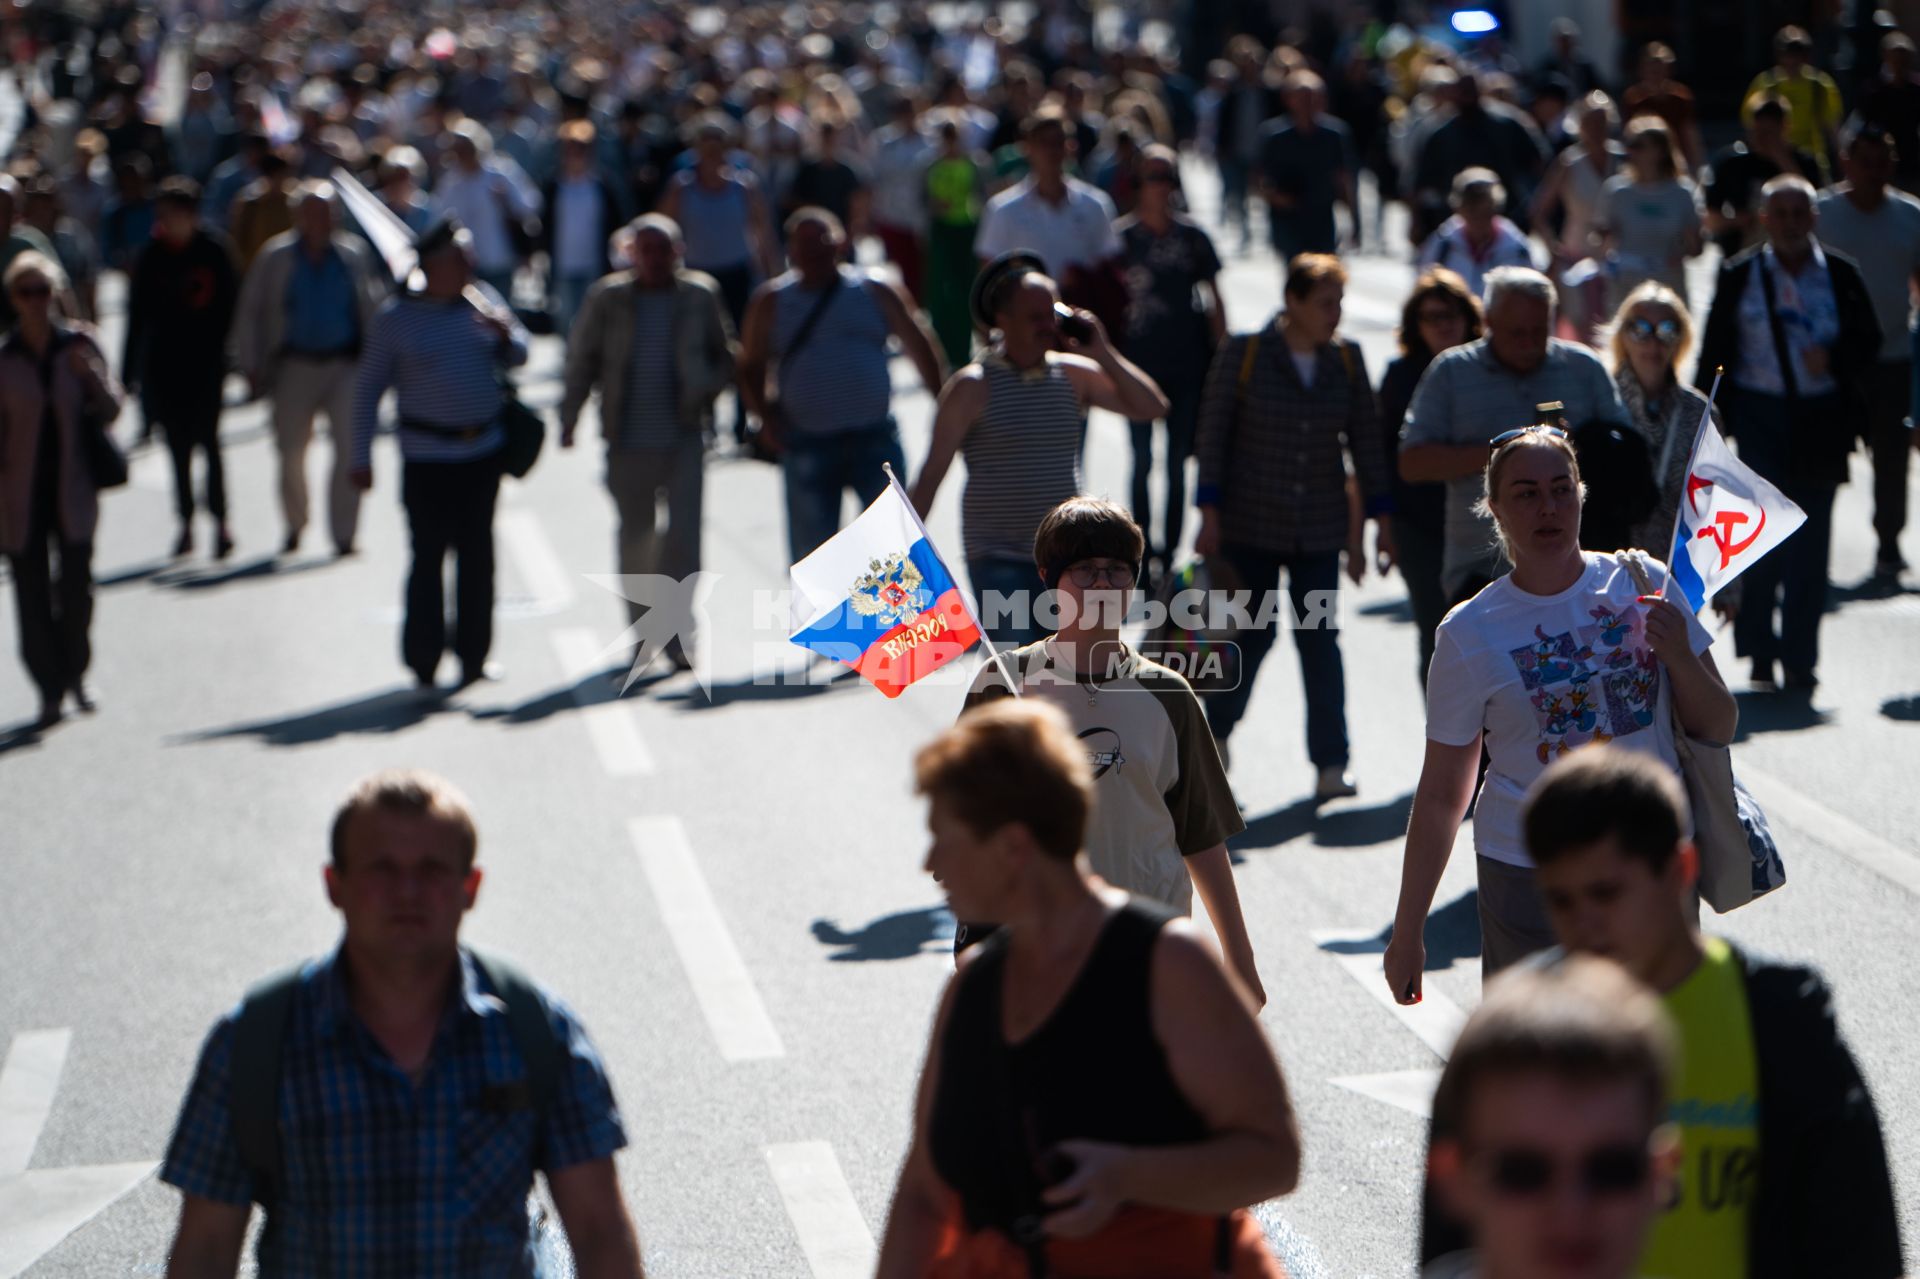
left=788, top=477, right=983, bottom=697
left=1664, top=395, right=1806, bottom=614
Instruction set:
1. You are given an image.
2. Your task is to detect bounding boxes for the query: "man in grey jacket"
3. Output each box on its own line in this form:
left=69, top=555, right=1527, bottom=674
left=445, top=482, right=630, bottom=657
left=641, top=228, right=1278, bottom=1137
left=231, top=181, right=387, bottom=556
left=561, top=215, right=737, bottom=672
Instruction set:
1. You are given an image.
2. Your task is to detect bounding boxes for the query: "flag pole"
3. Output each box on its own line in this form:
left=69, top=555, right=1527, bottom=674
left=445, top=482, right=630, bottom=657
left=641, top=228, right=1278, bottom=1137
left=331, top=165, right=509, bottom=322
left=882, top=462, right=1024, bottom=698
left=1657, top=366, right=1725, bottom=601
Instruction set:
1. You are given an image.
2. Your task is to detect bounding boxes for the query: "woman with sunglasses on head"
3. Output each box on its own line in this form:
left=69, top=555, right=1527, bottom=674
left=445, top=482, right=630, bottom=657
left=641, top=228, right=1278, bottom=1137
left=1382, top=427, right=1736, bottom=1001
left=1113, top=144, right=1226, bottom=585
left=1606, top=283, right=1716, bottom=553
left=0, top=251, right=124, bottom=730
left=1381, top=267, right=1483, bottom=686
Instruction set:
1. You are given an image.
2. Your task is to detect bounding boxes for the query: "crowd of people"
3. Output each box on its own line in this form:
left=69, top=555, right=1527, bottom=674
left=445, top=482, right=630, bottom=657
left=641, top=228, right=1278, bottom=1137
left=0, top=1, right=1912, bottom=1276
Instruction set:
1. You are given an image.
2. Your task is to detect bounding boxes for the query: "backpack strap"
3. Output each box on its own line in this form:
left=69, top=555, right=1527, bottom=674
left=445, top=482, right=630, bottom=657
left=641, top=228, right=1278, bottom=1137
left=229, top=963, right=305, bottom=1209
left=472, top=950, right=563, bottom=1167
left=228, top=952, right=565, bottom=1206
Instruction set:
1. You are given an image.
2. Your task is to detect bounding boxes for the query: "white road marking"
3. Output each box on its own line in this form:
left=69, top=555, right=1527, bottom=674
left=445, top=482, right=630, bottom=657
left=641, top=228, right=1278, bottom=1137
left=1311, top=930, right=1468, bottom=1061
left=550, top=628, right=654, bottom=776
left=765, top=1141, right=876, bottom=1279
left=0, top=1030, right=69, bottom=1178
left=0, top=1031, right=157, bottom=1277
left=629, top=817, right=784, bottom=1061
left=0, top=1163, right=158, bottom=1278
left=1329, top=1068, right=1443, bottom=1120
left=1738, top=762, right=1920, bottom=899
left=499, top=509, right=575, bottom=613
left=128, top=446, right=171, bottom=496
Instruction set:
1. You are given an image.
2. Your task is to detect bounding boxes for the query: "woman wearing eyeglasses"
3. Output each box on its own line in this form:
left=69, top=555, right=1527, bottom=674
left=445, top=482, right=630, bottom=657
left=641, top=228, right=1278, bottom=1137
left=0, top=251, right=124, bottom=730
left=1381, top=267, right=1483, bottom=686
left=1382, top=427, right=1736, bottom=999
left=1606, top=283, right=1717, bottom=552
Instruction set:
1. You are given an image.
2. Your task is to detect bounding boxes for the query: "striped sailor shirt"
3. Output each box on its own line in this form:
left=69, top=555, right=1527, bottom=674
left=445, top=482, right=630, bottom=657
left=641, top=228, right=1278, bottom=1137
left=351, top=286, right=530, bottom=471
left=959, top=355, right=1086, bottom=563
left=160, top=945, right=627, bottom=1277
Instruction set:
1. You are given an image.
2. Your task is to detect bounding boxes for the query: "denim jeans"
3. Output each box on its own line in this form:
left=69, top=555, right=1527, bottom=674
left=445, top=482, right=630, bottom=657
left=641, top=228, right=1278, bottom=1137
left=781, top=421, right=906, bottom=562
left=1203, top=544, right=1348, bottom=767
left=1128, top=376, right=1204, bottom=559
left=550, top=272, right=597, bottom=339
left=967, top=555, right=1046, bottom=649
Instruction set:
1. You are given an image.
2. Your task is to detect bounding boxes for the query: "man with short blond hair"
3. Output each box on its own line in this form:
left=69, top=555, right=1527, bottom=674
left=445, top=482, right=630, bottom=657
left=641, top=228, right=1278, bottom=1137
left=161, top=768, right=645, bottom=1279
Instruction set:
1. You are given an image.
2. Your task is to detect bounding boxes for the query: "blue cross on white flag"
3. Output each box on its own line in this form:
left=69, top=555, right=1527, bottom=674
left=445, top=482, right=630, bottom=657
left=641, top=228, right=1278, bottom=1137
left=1666, top=402, right=1806, bottom=613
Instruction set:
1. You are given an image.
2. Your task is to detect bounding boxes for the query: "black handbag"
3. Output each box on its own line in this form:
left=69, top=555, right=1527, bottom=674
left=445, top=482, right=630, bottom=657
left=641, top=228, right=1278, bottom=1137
left=81, top=411, right=128, bottom=489
left=55, top=332, right=126, bottom=489
left=498, top=383, right=545, bottom=479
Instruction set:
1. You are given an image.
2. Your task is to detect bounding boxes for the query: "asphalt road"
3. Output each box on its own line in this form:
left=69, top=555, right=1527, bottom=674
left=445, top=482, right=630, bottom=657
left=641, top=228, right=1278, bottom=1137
left=2, top=189, right=1916, bottom=1278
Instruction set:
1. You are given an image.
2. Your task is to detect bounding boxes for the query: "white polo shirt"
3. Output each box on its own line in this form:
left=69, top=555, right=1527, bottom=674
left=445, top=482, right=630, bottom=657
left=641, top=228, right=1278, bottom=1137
left=974, top=175, right=1120, bottom=276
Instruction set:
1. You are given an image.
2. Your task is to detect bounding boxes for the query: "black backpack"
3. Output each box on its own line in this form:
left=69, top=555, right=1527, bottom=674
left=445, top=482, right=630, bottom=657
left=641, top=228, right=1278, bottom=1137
left=227, top=950, right=561, bottom=1208
left=1571, top=419, right=1658, bottom=554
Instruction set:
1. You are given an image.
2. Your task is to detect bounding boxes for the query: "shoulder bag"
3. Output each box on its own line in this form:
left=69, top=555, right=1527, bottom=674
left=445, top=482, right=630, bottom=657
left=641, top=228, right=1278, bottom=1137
left=752, top=270, right=845, bottom=462
left=53, top=333, right=127, bottom=489
left=1617, top=550, right=1786, bottom=911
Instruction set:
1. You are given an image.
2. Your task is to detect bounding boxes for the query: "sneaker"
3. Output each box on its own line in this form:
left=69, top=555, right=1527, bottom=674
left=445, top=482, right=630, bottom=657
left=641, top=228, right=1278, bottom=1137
left=1315, top=766, right=1359, bottom=801
left=1748, top=660, right=1779, bottom=693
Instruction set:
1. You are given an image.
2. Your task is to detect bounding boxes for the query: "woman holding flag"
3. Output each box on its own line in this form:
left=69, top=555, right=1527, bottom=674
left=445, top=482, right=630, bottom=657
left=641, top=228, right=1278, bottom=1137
left=1383, top=426, right=1738, bottom=1000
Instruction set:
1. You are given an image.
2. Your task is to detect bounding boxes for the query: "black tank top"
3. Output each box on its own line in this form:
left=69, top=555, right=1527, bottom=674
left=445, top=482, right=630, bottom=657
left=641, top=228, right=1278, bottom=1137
left=929, top=899, right=1209, bottom=1236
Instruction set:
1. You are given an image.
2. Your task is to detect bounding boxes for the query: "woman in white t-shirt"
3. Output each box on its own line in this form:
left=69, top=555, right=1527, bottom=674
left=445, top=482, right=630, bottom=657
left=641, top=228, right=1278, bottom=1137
left=1382, top=427, right=1737, bottom=1000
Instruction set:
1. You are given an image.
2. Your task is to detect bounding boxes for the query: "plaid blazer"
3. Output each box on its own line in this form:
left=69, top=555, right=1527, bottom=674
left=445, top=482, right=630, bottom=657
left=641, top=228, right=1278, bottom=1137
left=1195, top=324, right=1392, bottom=556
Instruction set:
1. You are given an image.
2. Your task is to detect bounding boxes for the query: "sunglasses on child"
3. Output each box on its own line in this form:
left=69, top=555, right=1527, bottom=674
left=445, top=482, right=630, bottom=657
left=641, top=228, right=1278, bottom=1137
left=1473, top=1143, right=1653, bottom=1198
left=1623, top=317, right=1681, bottom=346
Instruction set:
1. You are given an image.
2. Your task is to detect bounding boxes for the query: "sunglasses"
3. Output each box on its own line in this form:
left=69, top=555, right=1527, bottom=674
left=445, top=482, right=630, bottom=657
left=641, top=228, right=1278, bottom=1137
left=11, top=283, right=51, bottom=300
left=1066, top=562, right=1137, bottom=588
left=1488, top=425, right=1568, bottom=453
left=1475, top=1143, right=1652, bottom=1198
left=1623, top=317, right=1681, bottom=345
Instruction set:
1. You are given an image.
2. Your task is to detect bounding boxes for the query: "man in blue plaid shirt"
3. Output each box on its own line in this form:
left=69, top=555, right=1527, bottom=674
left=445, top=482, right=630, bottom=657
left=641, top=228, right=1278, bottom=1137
left=160, top=771, right=645, bottom=1277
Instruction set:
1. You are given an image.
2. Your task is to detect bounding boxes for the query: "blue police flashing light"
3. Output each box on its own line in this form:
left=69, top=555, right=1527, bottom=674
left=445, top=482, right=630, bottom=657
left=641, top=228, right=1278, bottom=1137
left=1450, top=9, right=1500, bottom=35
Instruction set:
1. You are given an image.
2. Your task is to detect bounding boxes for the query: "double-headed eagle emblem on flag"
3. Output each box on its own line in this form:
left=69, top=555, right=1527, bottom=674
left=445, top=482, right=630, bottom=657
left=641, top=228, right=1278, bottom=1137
left=849, top=554, right=933, bottom=628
